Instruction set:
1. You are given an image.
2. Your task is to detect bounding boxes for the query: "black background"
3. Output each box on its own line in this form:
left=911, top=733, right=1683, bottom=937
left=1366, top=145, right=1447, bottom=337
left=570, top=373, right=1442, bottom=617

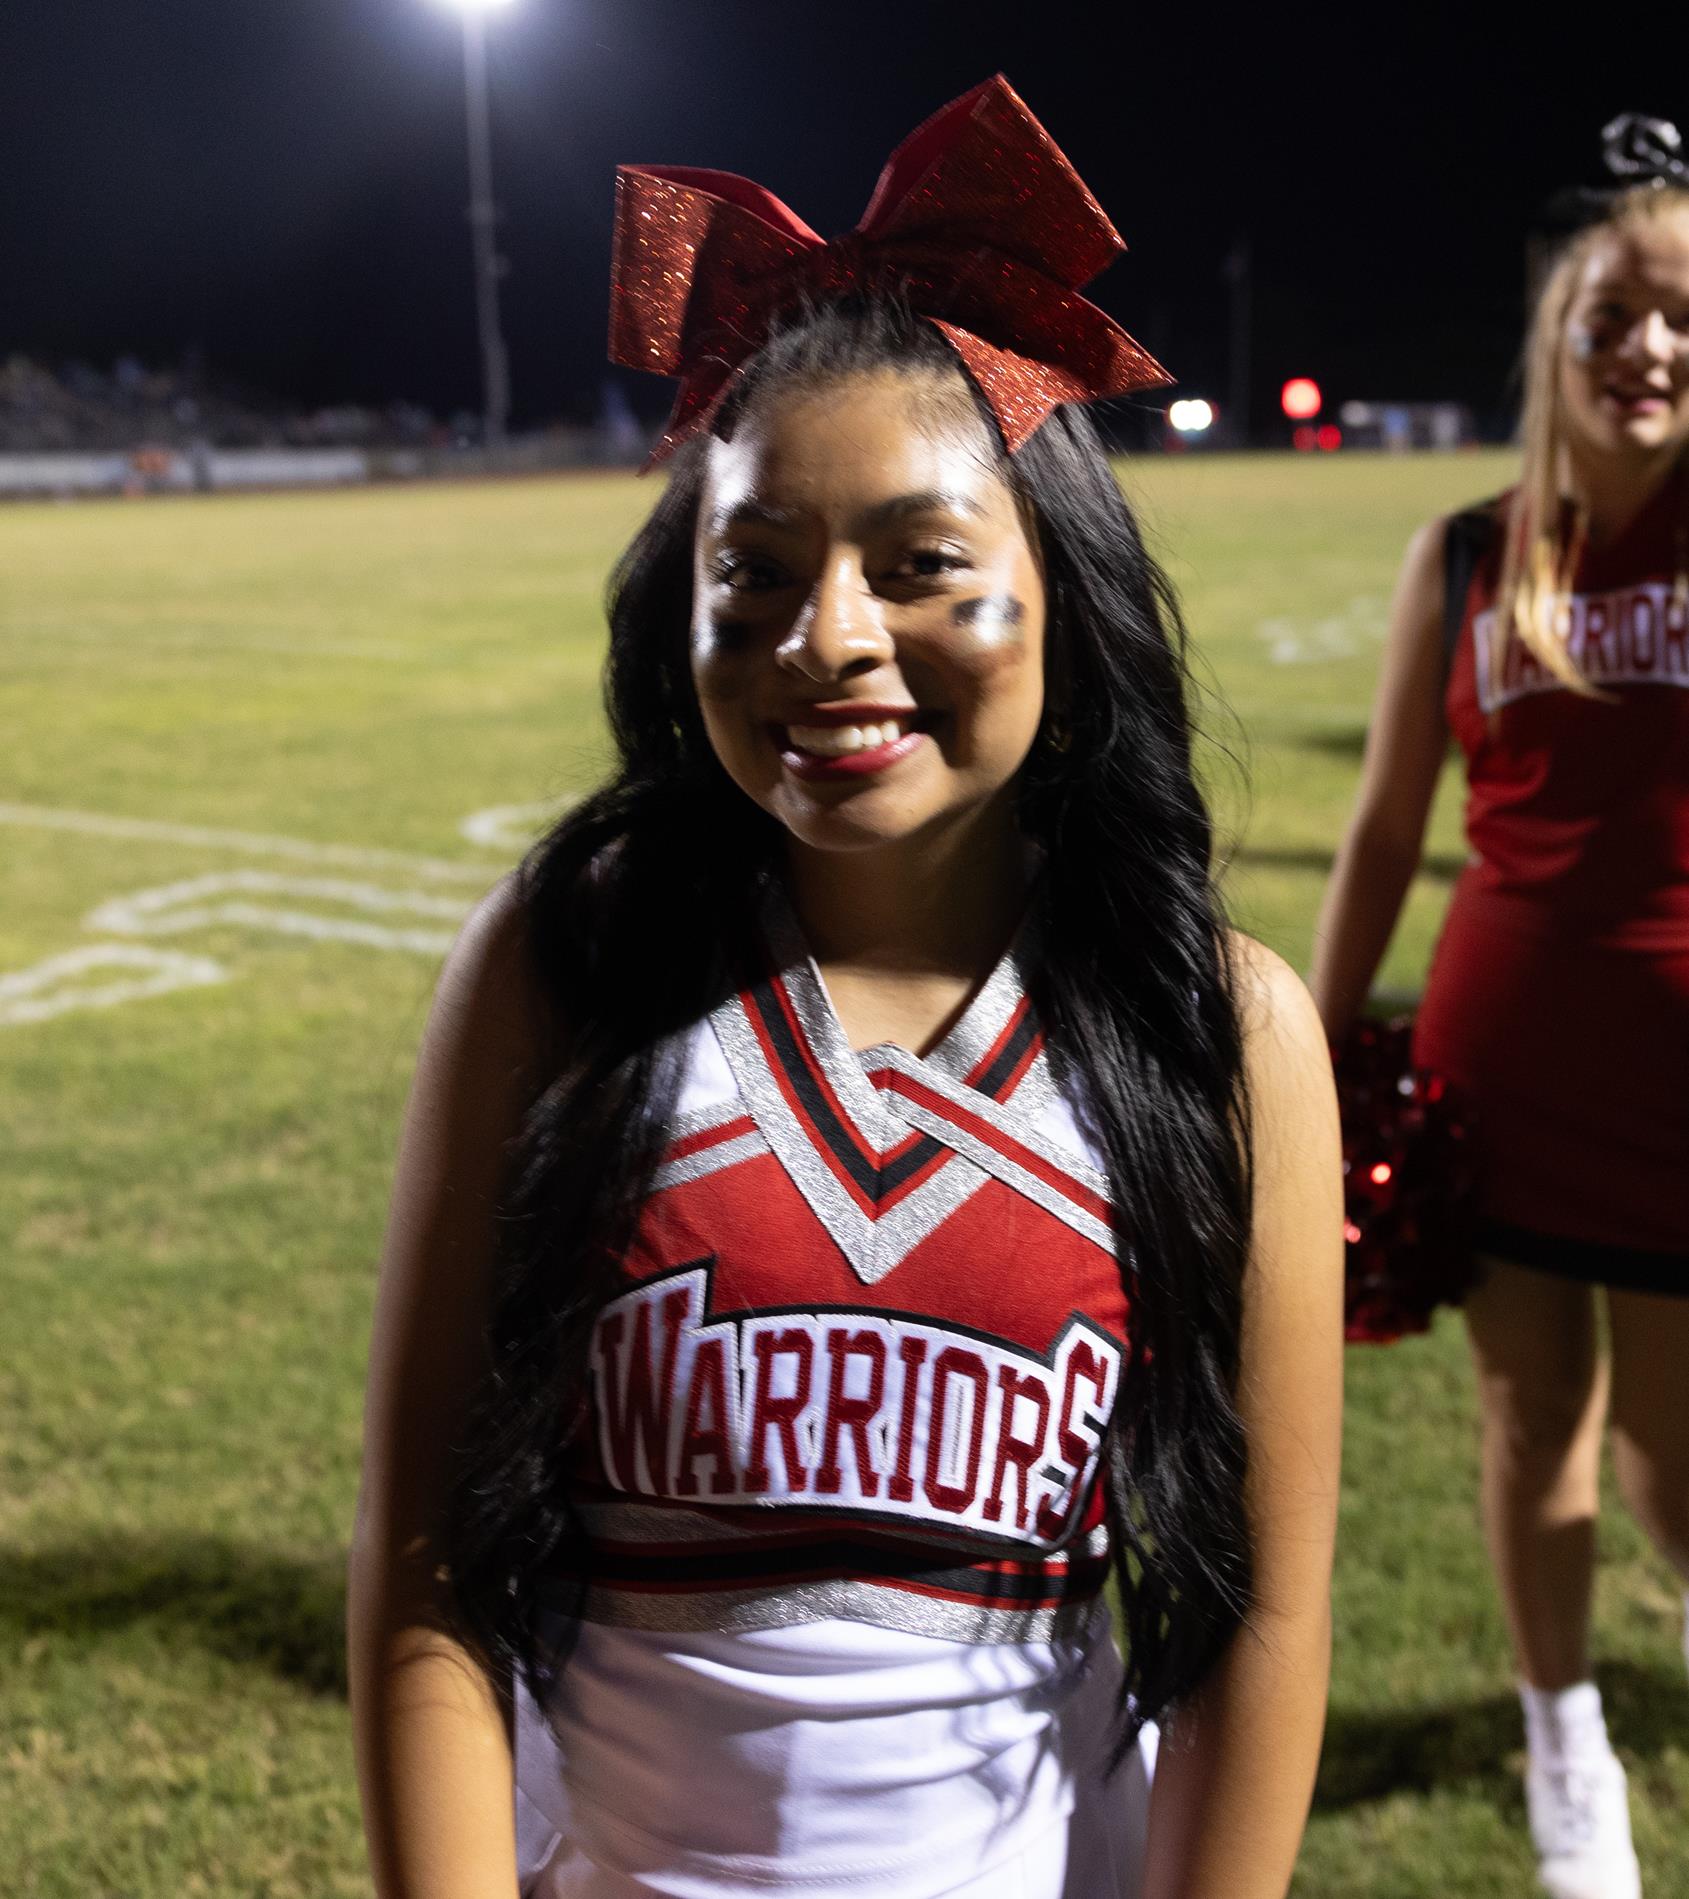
left=4, top=1, right=1682, bottom=436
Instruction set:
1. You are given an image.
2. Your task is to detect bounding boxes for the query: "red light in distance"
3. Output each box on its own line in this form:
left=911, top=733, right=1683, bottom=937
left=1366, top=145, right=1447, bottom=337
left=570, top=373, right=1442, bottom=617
left=1316, top=423, right=1342, bottom=452
left=1292, top=424, right=1317, bottom=452
left=1281, top=377, right=1322, bottom=420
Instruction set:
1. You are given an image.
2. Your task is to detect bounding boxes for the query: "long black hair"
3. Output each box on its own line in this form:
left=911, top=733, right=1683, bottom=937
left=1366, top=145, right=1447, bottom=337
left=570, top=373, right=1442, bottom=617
left=445, top=300, right=1254, bottom=1748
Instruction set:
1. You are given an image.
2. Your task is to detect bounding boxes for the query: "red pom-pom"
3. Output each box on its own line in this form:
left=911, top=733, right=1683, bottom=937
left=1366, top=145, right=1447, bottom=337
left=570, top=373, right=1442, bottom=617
left=1331, top=1016, right=1477, bottom=1344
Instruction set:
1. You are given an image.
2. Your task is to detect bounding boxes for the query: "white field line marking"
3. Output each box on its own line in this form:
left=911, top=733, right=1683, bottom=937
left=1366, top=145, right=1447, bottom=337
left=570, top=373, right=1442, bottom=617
left=7, top=624, right=415, bottom=661
left=0, top=803, right=497, bottom=883
left=459, top=800, right=573, bottom=852
left=0, top=943, right=229, bottom=1028
left=1255, top=595, right=1387, bottom=665
left=87, top=871, right=471, bottom=956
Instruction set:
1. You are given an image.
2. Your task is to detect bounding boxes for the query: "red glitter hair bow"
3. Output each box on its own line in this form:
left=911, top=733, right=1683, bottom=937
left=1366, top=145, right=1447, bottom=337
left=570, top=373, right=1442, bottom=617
left=608, top=75, right=1171, bottom=461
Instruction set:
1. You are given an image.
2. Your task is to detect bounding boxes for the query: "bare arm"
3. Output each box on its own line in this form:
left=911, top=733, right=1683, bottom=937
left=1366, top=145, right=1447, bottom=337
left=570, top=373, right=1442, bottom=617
left=1306, top=517, right=1453, bottom=1040
left=1141, top=940, right=1345, bottom=1899
left=349, top=878, right=548, bottom=1899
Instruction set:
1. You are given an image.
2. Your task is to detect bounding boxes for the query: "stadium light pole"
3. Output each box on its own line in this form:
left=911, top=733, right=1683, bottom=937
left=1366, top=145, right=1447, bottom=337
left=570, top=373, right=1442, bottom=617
left=436, top=0, right=517, bottom=450
left=1223, top=240, right=1251, bottom=448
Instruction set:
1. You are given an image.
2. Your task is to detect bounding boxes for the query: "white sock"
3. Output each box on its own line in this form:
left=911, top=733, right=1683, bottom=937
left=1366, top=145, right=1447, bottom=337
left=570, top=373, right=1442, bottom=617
left=1520, top=1680, right=1608, bottom=1763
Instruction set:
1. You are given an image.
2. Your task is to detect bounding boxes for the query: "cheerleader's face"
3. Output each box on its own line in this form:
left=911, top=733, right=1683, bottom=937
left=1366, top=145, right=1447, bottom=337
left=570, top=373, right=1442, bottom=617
left=690, top=369, right=1047, bottom=857
left=1560, top=210, right=1689, bottom=460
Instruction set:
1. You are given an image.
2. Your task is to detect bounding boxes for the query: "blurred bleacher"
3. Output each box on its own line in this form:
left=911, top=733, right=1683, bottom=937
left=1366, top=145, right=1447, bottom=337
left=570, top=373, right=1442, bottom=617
left=0, top=354, right=645, bottom=495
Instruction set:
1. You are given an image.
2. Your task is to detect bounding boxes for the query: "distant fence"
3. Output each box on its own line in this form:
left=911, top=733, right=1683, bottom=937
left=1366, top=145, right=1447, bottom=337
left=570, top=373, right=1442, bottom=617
left=0, top=432, right=644, bottom=499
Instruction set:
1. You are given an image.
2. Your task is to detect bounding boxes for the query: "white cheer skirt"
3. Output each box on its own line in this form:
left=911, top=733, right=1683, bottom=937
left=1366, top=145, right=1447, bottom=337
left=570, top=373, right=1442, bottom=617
left=515, top=1608, right=1154, bottom=1898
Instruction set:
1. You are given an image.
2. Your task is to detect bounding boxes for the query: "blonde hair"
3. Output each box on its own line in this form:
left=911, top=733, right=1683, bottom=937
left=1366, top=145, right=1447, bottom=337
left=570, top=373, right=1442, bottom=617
left=1496, top=184, right=1689, bottom=702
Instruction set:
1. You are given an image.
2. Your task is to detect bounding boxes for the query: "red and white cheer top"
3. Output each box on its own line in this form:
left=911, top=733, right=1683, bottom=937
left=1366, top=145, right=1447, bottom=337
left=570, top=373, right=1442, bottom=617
left=1445, top=476, right=1689, bottom=945
left=1416, top=476, right=1689, bottom=1265
left=563, top=893, right=1126, bottom=1641
left=515, top=894, right=1149, bottom=1898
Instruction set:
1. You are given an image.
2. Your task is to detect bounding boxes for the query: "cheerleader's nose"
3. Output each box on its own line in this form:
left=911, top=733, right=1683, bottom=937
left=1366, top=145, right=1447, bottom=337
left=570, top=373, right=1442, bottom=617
left=776, top=553, right=894, bottom=685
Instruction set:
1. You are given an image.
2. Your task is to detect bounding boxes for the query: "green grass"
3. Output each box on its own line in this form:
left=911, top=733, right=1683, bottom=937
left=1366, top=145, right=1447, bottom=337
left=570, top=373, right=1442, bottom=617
left=2, top=456, right=1684, bottom=1896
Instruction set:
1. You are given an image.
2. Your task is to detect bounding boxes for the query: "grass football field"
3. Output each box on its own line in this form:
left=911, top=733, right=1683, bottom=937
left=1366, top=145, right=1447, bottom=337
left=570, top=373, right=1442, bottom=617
left=2, top=453, right=1684, bottom=1896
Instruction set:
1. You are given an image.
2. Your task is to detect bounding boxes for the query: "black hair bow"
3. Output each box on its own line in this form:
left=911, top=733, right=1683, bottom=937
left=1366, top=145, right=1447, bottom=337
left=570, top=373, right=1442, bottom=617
left=1536, top=113, right=1689, bottom=251
left=1601, top=114, right=1689, bottom=188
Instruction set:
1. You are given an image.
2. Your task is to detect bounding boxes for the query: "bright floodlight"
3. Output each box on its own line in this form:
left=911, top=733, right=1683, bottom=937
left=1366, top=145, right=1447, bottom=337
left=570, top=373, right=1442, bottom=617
left=435, top=0, right=518, bottom=12
left=1168, top=398, right=1215, bottom=434
left=1280, top=377, right=1322, bottom=421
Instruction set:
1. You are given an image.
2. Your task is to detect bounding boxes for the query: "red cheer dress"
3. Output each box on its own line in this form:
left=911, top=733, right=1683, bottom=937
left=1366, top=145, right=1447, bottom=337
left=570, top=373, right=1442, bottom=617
left=1412, top=474, right=1689, bottom=1289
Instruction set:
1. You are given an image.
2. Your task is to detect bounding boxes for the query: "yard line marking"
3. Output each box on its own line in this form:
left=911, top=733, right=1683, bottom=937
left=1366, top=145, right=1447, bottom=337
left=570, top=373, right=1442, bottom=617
left=87, top=871, right=471, bottom=956
left=4, top=624, right=416, bottom=661
left=1255, top=595, right=1386, bottom=665
left=0, top=803, right=498, bottom=884
left=0, top=943, right=229, bottom=1028
left=459, top=800, right=573, bottom=852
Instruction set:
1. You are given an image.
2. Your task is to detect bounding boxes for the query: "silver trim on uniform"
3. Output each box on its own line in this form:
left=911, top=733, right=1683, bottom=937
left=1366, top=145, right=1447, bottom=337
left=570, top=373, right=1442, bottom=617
left=925, top=911, right=1043, bottom=1086
left=867, top=1046, right=1111, bottom=1196
left=666, top=1092, right=762, bottom=1146
left=867, top=1045, right=1116, bottom=1252
left=893, top=1100, right=1117, bottom=1255
left=650, top=1130, right=771, bottom=1193
left=761, top=880, right=1043, bottom=1097
left=574, top=1572, right=1106, bottom=1647
left=709, top=991, right=996, bottom=1285
left=715, top=889, right=1086, bottom=1286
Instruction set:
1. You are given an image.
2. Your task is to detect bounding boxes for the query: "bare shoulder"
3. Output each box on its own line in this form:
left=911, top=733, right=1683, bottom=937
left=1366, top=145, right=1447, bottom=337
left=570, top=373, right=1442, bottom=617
left=1404, top=510, right=1453, bottom=569
left=1226, top=931, right=1341, bottom=1168
left=421, top=870, right=554, bottom=1105
left=371, top=874, right=551, bottom=1338
left=1227, top=932, right=1331, bottom=1076
left=1226, top=935, right=1343, bottom=1316
left=440, top=870, right=529, bottom=996
left=1389, top=512, right=1453, bottom=623
left=359, top=877, right=550, bottom=1553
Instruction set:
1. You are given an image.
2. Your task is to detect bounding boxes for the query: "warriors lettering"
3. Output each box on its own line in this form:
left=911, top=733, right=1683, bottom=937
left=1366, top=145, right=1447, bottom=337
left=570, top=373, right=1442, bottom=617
left=1475, top=581, right=1689, bottom=713
left=589, top=1264, right=1121, bottom=1550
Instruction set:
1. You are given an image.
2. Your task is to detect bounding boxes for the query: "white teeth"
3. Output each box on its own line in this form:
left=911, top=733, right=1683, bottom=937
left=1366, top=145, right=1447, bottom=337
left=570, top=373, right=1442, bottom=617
left=787, top=719, right=912, bottom=757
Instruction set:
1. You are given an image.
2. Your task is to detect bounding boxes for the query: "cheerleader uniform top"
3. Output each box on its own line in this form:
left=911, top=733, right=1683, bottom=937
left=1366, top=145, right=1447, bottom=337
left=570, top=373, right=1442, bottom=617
left=1444, top=475, right=1689, bottom=944
left=1414, top=473, right=1689, bottom=1268
left=514, top=891, right=1148, bottom=1897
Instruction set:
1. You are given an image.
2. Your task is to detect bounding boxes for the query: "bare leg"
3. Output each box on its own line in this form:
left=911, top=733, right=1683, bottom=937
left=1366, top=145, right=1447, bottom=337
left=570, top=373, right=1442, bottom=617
left=1465, top=1258, right=1606, bottom=1690
left=1608, top=1285, right=1689, bottom=1585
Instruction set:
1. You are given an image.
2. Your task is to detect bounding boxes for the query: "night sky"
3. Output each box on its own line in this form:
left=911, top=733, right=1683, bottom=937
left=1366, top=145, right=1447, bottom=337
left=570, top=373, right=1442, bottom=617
left=4, top=2, right=1682, bottom=438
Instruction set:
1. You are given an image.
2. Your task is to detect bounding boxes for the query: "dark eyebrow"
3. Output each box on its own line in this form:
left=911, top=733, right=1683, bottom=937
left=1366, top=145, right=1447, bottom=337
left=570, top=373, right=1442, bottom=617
left=707, top=499, right=804, bottom=536
left=859, top=491, right=986, bottom=532
left=706, top=490, right=985, bottom=539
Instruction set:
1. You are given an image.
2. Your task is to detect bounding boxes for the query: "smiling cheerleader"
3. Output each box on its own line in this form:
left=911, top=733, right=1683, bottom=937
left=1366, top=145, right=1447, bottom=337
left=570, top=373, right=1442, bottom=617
left=350, top=77, right=1342, bottom=1899
left=1312, top=116, right=1689, bottom=1899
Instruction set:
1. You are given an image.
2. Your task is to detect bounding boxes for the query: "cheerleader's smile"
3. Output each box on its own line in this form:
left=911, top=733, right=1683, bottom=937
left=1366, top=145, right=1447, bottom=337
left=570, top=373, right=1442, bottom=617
left=775, top=704, right=938, bottom=778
